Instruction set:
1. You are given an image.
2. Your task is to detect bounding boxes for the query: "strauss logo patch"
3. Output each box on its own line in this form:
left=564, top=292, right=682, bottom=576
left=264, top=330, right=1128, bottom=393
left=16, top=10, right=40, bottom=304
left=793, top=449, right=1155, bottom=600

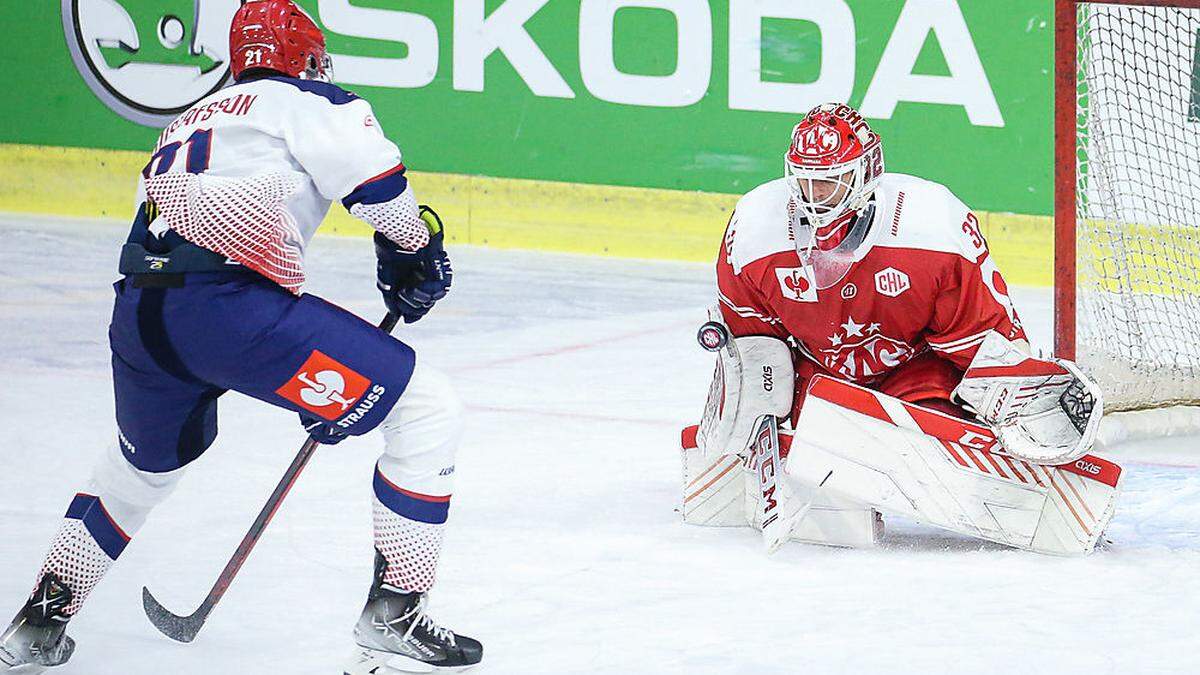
left=276, top=350, right=372, bottom=421
left=819, top=316, right=914, bottom=381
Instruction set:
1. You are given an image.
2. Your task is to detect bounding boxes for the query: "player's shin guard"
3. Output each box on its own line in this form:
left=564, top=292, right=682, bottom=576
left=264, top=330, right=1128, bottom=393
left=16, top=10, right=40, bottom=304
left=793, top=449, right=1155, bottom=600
left=23, top=445, right=183, bottom=620
left=348, top=365, right=481, bottom=672
left=372, top=363, right=462, bottom=593
left=31, top=494, right=130, bottom=620
left=3, top=446, right=183, bottom=670
left=372, top=466, right=450, bottom=593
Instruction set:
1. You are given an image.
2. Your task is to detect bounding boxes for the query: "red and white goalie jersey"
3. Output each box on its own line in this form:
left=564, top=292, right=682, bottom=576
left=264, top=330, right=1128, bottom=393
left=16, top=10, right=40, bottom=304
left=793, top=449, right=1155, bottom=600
left=717, top=172, right=1027, bottom=420
left=137, top=76, right=428, bottom=293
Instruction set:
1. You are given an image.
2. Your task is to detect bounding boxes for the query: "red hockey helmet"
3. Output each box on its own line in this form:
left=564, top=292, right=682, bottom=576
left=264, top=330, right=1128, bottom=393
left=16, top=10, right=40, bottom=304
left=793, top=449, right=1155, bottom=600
left=784, top=104, right=884, bottom=245
left=229, top=0, right=331, bottom=82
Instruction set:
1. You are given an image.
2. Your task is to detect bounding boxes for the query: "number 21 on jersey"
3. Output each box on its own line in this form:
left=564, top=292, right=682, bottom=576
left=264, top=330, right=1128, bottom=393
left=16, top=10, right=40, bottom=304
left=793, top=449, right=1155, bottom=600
left=143, top=128, right=213, bottom=177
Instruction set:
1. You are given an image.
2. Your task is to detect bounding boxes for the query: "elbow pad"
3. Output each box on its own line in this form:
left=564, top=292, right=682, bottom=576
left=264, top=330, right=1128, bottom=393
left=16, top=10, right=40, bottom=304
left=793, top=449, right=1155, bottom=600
left=343, top=166, right=430, bottom=251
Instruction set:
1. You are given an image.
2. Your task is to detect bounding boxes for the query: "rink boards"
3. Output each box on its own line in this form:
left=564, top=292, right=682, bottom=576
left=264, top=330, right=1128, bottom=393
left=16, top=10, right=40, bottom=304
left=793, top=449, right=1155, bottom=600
left=0, top=142, right=1055, bottom=287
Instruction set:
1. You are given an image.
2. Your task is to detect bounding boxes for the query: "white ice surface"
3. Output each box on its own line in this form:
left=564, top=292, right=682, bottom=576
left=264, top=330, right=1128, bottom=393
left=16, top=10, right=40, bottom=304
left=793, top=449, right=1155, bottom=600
left=1, top=215, right=1197, bottom=675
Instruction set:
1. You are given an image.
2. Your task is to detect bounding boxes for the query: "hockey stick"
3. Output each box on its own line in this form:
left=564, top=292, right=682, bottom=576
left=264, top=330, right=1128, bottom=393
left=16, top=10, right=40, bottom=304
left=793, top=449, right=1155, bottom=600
left=746, top=414, right=822, bottom=553
left=142, top=312, right=399, bottom=643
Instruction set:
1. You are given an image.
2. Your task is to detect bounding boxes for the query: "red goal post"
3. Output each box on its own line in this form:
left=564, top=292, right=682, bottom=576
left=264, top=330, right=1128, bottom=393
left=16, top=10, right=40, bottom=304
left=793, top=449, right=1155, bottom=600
left=1054, top=0, right=1200, bottom=415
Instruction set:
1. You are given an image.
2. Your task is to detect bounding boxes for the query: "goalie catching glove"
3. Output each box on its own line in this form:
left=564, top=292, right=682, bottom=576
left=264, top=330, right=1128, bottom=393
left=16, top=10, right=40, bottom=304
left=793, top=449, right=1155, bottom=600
left=952, top=331, right=1103, bottom=465
left=375, top=205, right=452, bottom=324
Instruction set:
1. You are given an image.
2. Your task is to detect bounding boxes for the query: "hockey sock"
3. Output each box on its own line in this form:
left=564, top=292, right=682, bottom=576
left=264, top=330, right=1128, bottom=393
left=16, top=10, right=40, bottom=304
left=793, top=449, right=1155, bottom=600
left=30, top=494, right=131, bottom=619
left=371, top=464, right=449, bottom=593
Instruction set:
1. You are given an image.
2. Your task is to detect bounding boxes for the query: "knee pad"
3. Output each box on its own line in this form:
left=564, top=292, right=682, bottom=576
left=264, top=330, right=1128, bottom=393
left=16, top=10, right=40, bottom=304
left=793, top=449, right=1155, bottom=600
left=85, top=443, right=186, bottom=534
left=377, top=362, right=463, bottom=495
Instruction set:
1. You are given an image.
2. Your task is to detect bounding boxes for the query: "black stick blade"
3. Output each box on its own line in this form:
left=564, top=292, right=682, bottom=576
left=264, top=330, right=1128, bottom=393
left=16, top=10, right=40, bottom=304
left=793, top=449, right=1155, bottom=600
left=142, top=586, right=204, bottom=643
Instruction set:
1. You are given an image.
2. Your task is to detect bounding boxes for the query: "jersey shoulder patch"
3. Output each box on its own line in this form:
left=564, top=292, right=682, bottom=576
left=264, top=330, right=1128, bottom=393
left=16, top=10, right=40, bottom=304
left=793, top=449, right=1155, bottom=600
left=726, top=178, right=795, bottom=274
left=872, top=173, right=987, bottom=263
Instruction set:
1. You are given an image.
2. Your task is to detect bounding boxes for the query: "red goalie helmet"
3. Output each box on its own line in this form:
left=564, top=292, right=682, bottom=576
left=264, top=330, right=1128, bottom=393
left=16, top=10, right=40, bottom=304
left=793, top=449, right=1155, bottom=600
left=784, top=104, right=884, bottom=247
left=230, top=0, right=331, bottom=82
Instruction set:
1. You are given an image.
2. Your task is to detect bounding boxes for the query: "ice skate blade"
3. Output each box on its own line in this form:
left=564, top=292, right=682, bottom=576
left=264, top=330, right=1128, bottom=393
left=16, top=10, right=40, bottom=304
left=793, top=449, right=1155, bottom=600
left=4, top=665, right=48, bottom=674
left=344, top=647, right=478, bottom=674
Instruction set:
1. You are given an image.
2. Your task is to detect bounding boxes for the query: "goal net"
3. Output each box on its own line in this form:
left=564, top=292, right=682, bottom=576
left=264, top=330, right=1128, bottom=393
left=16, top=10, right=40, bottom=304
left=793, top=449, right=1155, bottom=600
left=1061, top=0, right=1200, bottom=413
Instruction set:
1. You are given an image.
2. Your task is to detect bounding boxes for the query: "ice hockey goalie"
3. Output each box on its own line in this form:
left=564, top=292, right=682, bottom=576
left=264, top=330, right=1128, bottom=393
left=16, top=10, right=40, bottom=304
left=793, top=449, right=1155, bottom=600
left=680, top=103, right=1119, bottom=555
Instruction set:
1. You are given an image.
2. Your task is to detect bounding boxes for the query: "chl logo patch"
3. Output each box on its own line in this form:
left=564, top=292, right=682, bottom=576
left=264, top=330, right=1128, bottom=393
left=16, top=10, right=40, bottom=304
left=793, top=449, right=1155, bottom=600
left=874, top=267, right=911, bottom=298
left=776, top=267, right=818, bottom=303
left=64, top=0, right=240, bottom=126
left=276, top=350, right=371, bottom=421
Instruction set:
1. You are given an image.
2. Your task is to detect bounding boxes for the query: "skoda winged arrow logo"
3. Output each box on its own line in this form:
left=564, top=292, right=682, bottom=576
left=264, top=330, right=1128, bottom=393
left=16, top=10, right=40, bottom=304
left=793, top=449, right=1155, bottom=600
left=63, top=0, right=240, bottom=126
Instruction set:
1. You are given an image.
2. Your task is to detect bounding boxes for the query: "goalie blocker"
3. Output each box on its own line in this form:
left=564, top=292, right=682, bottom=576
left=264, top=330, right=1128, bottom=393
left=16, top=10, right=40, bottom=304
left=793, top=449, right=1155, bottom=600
left=789, top=375, right=1121, bottom=555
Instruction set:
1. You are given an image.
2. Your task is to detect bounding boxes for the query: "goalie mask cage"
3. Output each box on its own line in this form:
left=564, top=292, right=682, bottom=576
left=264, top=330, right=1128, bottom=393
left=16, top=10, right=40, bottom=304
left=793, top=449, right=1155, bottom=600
left=1055, top=0, right=1200, bottom=414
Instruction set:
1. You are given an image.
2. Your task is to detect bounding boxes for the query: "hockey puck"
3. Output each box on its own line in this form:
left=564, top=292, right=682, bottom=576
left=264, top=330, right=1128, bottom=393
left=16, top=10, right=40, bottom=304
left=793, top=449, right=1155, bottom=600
left=697, top=321, right=729, bottom=351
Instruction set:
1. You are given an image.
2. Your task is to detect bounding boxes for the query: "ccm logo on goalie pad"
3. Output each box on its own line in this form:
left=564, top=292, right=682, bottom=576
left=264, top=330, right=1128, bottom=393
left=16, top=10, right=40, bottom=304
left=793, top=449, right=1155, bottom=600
left=276, top=350, right=371, bottom=421
left=745, top=418, right=782, bottom=528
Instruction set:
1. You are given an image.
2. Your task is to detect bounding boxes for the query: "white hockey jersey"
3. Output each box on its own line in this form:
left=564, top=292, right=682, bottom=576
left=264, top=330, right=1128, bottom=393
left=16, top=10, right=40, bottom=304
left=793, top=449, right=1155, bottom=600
left=137, top=75, right=426, bottom=292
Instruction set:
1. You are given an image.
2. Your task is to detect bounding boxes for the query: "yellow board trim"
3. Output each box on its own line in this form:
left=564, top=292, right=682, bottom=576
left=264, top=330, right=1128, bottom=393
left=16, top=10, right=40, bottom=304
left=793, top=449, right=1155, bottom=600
left=0, top=143, right=1053, bottom=286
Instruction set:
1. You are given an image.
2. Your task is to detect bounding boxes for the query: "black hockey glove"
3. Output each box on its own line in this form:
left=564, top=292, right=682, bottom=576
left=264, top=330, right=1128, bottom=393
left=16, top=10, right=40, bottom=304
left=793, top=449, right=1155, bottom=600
left=300, top=413, right=349, bottom=445
left=375, top=206, right=452, bottom=324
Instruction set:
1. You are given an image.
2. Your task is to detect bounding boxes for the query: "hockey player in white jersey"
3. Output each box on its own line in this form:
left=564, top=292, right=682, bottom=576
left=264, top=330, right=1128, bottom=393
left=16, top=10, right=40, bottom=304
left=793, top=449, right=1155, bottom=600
left=1, top=1, right=480, bottom=672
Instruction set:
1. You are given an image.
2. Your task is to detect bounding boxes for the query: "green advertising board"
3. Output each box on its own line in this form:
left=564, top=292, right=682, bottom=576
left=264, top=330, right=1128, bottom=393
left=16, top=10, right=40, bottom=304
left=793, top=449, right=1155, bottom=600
left=0, top=1, right=1055, bottom=278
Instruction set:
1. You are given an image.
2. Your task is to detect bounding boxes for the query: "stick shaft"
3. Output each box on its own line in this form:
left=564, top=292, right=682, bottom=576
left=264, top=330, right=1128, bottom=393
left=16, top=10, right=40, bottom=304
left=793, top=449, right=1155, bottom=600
left=189, top=435, right=322, bottom=624
left=144, top=313, right=398, bottom=640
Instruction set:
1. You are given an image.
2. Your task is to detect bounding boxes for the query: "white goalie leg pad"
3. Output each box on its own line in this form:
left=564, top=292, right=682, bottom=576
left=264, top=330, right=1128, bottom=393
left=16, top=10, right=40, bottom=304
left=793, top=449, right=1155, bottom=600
left=695, top=308, right=794, bottom=458
left=788, top=375, right=1121, bottom=555
left=680, top=441, right=747, bottom=527
left=777, top=487, right=881, bottom=549
left=679, top=423, right=880, bottom=547
left=953, top=331, right=1103, bottom=464
left=742, top=425, right=881, bottom=549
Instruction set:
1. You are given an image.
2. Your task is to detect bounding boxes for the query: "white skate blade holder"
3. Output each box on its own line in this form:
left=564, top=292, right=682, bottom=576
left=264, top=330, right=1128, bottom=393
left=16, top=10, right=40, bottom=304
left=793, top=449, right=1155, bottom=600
left=345, top=646, right=478, bottom=674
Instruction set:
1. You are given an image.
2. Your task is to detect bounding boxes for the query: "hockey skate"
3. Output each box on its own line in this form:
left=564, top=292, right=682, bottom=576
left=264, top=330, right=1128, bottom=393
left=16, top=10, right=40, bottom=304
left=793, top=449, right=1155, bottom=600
left=0, top=574, right=75, bottom=673
left=344, top=553, right=482, bottom=674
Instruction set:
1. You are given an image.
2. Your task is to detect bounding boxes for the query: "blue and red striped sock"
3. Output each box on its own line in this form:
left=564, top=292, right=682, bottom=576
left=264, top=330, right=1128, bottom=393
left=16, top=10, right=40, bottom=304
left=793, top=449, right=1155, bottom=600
left=372, top=466, right=450, bottom=593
